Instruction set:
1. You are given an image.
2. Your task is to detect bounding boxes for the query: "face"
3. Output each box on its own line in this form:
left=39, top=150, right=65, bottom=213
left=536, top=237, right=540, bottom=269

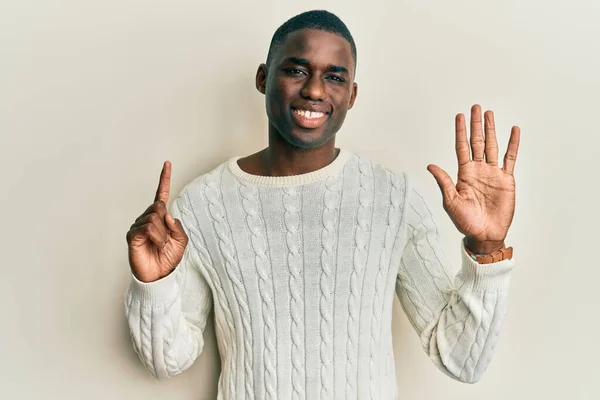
left=256, top=29, right=358, bottom=149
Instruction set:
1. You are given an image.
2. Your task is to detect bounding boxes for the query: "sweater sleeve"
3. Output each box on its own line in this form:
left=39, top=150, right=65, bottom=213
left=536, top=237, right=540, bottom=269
left=124, top=192, right=213, bottom=380
left=395, top=179, right=514, bottom=383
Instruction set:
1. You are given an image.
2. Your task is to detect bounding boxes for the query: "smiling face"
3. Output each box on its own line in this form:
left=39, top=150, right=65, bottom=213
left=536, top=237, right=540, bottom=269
left=256, top=28, right=358, bottom=149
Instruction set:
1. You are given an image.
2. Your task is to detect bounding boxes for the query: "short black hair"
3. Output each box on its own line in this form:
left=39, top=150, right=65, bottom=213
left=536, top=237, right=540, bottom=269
left=265, top=10, right=357, bottom=69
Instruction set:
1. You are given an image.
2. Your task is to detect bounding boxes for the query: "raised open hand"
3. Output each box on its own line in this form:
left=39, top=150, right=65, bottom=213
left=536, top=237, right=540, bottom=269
left=126, top=161, right=188, bottom=282
left=427, top=104, right=521, bottom=254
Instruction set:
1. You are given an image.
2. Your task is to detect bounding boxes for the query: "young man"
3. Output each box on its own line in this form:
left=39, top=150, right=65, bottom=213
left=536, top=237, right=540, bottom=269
left=125, top=10, right=521, bottom=400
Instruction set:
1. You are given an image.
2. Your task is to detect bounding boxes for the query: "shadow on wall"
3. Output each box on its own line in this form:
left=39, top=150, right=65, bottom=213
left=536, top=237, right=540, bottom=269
left=218, top=65, right=268, bottom=157
left=177, top=63, right=267, bottom=188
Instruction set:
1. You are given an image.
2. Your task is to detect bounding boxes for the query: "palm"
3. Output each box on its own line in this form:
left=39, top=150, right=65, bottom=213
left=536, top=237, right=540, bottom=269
left=448, top=161, right=516, bottom=241
left=428, top=104, right=521, bottom=243
left=129, top=233, right=185, bottom=279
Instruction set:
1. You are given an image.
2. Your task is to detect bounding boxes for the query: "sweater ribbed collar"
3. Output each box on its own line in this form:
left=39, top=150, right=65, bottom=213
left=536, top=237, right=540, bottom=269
left=227, top=148, right=352, bottom=187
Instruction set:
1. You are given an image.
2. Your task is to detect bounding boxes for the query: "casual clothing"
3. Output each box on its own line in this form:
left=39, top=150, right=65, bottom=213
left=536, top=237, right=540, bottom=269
left=125, top=149, right=514, bottom=400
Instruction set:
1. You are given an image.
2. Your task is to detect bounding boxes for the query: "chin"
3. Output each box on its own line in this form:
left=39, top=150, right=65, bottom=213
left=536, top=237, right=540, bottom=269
left=283, top=129, right=332, bottom=149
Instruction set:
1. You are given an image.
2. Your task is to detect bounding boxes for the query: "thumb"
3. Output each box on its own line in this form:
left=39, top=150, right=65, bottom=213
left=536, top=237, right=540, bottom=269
left=166, top=213, right=188, bottom=243
left=427, top=164, right=457, bottom=203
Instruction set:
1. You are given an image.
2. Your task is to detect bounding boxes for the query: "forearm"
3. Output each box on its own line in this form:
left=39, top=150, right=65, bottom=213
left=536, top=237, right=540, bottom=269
left=124, top=269, right=207, bottom=380
left=397, top=182, right=515, bottom=382
left=417, top=246, right=513, bottom=383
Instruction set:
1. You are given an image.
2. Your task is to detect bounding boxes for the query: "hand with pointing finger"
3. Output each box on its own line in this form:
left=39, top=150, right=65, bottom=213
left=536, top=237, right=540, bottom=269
left=126, top=161, right=189, bottom=283
left=426, top=104, right=521, bottom=255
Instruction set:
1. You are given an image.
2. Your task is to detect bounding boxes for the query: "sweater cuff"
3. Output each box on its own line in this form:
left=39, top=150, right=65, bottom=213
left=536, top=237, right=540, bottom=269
left=460, top=240, right=515, bottom=292
left=128, top=269, right=181, bottom=307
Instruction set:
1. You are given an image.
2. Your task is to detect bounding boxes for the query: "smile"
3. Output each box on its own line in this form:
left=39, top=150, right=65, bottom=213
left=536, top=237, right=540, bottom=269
left=291, top=108, right=330, bottom=129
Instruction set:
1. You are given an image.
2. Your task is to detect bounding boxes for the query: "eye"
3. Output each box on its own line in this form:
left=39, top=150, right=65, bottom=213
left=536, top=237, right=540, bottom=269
left=326, top=75, right=345, bottom=83
left=284, top=68, right=306, bottom=76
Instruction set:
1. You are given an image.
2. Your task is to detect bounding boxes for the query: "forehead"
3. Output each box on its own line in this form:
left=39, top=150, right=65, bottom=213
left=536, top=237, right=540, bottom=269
left=275, top=28, right=354, bottom=71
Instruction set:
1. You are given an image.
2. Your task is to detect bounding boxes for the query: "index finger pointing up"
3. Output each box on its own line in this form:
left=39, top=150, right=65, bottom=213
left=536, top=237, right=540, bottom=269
left=154, top=161, right=172, bottom=203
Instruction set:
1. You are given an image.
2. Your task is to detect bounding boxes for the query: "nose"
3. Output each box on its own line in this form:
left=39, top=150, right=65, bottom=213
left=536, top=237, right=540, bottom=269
left=300, top=74, right=326, bottom=101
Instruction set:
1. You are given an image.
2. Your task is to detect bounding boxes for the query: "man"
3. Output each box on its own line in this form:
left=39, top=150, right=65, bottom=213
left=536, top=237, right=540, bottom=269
left=125, top=9, right=521, bottom=400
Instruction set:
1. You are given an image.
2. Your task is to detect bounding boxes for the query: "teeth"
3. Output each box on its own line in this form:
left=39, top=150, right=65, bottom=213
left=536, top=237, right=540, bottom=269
left=296, top=109, right=325, bottom=119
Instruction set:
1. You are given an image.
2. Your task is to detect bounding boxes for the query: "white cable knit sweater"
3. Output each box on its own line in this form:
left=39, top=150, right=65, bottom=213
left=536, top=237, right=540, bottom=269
left=124, top=149, right=514, bottom=400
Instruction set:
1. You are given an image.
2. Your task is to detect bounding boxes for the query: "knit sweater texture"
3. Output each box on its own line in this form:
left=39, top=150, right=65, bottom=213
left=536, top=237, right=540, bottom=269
left=124, top=149, right=515, bottom=400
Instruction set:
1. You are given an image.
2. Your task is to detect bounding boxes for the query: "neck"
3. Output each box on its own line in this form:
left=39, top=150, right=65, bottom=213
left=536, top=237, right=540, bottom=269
left=259, top=127, right=339, bottom=177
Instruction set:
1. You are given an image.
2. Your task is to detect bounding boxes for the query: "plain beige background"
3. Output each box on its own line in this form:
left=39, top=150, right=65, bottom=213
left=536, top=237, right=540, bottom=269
left=1, top=0, right=598, bottom=399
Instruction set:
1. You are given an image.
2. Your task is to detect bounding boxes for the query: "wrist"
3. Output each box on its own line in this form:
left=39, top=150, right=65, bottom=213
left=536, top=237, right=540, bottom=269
left=129, top=268, right=180, bottom=306
left=131, top=265, right=176, bottom=283
left=464, top=237, right=505, bottom=254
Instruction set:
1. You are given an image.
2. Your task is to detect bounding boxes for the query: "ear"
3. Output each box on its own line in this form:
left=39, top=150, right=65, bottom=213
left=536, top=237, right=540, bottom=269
left=348, top=82, right=358, bottom=110
left=256, top=63, right=267, bottom=94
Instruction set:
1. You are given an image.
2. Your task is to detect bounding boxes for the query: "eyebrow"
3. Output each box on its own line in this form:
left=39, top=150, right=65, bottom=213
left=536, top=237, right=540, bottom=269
left=285, top=57, right=349, bottom=74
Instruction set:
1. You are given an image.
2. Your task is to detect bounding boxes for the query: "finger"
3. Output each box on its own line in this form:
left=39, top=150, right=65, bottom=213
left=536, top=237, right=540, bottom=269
left=470, top=104, right=485, bottom=162
left=131, top=212, right=169, bottom=241
left=427, top=164, right=458, bottom=204
left=127, top=223, right=167, bottom=249
left=154, top=161, right=172, bottom=204
left=484, top=110, right=499, bottom=166
left=148, top=212, right=169, bottom=240
left=165, top=214, right=188, bottom=244
left=455, top=113, right=470, bottom=166
left=502, top=126, right=521, bottom=175
left=134, top=200, right=168, bottom=224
